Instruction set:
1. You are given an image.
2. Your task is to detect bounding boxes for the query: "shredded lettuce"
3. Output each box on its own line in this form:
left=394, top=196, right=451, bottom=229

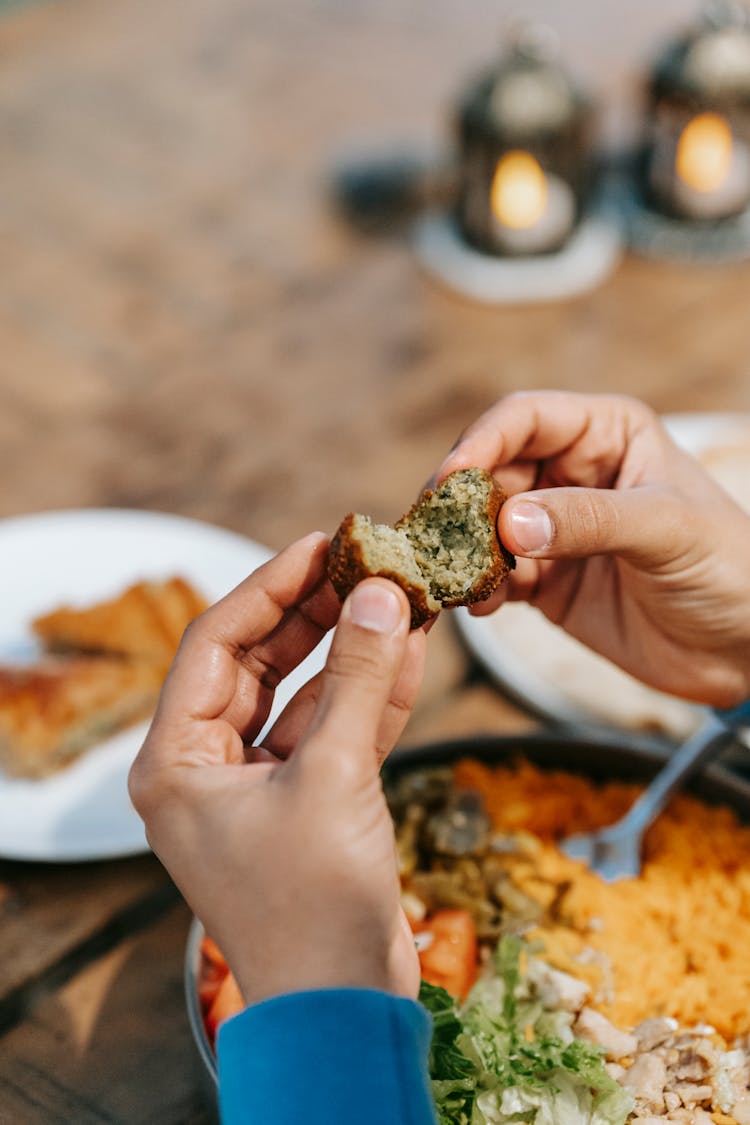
left=419, top=981, right=477, bottom=1125
left=420, top=937, right=633, bottom=1125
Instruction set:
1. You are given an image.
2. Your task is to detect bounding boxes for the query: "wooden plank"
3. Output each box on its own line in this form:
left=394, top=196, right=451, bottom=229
left=0, top=855, right=174, bottom=1014
left=0, top=901, right=214, bottom=1125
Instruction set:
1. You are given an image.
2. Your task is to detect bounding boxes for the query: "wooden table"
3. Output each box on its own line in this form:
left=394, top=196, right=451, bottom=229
left=1, top=0, right=749, bottom=1120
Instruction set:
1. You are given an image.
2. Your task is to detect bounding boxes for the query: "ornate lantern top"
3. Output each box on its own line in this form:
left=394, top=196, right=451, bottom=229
left=650, top=2, right=750, bottom=108
left=458, top=26, right=590, bottom=145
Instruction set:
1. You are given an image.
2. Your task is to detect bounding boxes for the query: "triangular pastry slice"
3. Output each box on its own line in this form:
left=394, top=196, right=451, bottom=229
left=0, top=657, right=164, bottom=779
left=32, top=577, right=208, bottom=671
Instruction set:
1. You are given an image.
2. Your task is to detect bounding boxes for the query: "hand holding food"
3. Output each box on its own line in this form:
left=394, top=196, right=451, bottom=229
left=128, top=533, right=427, bottom=1006
left=438, top=391, right=750, bottom=708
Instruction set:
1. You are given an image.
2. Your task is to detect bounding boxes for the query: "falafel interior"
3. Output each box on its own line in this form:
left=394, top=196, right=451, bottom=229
left=397, top=467, right=500, bottom=604
left=333, top=467, right=506, bottom=619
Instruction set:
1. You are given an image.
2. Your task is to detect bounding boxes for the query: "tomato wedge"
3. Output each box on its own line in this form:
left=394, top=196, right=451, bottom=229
left=198, top=936, right=230, bottom=1015
left=414, top=909, right=478, bottom=1001
left=201, top=935, right=229, bottom=973
left=205, top=971, right=245, bottom=1039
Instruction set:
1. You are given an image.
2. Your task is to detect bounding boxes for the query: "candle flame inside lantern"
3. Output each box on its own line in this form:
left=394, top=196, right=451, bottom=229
left=490, top=151, right=549, bottom=229
left=675, top=112, right=734, bottom=193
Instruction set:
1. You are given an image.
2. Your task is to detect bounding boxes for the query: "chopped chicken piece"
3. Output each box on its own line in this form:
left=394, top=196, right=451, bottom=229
left=666, top=1108, right=713, bottom=1123
left=664, top=1091, right=680, bottom=1111
left=622, top=1053, right=668, bottom=1114
left=728, top=1071, right=750, bottom=1125
left=727, top=1048, right=750, bottom=1114
left=574, top=1006, right=639, bottom=1060
left=526, top=959, right=589, bottom=1012
left=605, top=1062, right=627, bottom=1082
left=634, top=1018, right=678, bottom=1051
left=673, top=1080, right=712, bottom=1107
left=575, top=945, right=615, bottom=1005
left=672, top=1043, right=713, bottom=1081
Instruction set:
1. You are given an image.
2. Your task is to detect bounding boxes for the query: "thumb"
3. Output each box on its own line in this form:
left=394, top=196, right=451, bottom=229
left=499, top=486, right=689, bottom=567
left=296, top=578, right=411, bottom=775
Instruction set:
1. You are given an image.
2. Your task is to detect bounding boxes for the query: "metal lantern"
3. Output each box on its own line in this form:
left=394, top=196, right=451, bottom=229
left=644, top=1, right=750, bottom=222
left=456, top=29, right=594, bottom=257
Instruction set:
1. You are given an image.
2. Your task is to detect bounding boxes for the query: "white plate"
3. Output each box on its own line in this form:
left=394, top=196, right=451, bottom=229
left=0, top=509, right=331, bottom=862
left=455, top=413, right=750, bottom=742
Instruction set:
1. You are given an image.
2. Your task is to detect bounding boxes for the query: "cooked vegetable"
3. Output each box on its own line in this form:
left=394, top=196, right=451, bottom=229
left=198, top=935, right=229, bottom=1015
left=204, top=971, right=244, bottom=1039
left=198, top=935, right=244, bottom=1043
left=414, top=909, right=478, bottom=1001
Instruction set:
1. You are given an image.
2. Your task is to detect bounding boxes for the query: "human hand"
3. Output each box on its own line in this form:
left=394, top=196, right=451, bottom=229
left=437, top=391, right=750, bottom=708
left=128, top=533, right=426, bottom=1006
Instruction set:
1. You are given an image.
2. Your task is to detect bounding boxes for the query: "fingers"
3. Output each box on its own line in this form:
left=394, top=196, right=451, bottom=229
left=388, top=907, right=422, bottom=999
left=499, top=485, right=694, bottom=568
left=293, top=579, right=414, bottom=780
left=262, top=627, right=426, bottom=764
left=219, top=576, right=341, bottom=740
left=436, top=391, right=652, bottom=487
left=192, top=532, right=331, bottom=659
left=148, top=532, right=333, bottom=752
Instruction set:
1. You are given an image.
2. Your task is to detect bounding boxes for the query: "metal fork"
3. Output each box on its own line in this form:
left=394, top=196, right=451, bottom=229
left=561, top=699, right=750, bottom=881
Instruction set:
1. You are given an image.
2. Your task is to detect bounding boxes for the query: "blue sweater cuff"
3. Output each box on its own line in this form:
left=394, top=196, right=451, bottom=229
left=217, top=988, right=436, bottom=1125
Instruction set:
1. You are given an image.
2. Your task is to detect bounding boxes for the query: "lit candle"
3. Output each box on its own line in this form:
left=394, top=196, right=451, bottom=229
left=488, top=150, right=576, bottom=254
left=671, top=112, right=750, bottom=219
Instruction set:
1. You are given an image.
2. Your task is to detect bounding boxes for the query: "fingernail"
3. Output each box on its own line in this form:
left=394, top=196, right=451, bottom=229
left=349, top=584, right=402, bottom=634
left=508, top=501, right=553, bottom=553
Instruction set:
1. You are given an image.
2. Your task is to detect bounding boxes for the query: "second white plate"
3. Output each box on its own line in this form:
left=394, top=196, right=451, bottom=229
left=0, top=509, right=331, bottom=862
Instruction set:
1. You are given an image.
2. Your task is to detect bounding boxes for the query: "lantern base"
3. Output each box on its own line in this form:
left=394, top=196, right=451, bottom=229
left=412, top=211, right=622, bottom=304
left=624, top=196, right=750, bottom=263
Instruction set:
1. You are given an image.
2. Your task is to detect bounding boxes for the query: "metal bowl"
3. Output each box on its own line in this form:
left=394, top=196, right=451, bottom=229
left=184, top=728, right=750, bottom=1100
left=184, top=916, right=216, bottom=1088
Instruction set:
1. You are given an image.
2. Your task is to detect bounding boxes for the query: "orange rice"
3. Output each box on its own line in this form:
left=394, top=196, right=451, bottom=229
left=453, top=757, right=750, bottom=1041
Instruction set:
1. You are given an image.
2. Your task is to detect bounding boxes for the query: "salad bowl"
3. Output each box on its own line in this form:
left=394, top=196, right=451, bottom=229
left=185, top=728, right=750, bottom=1112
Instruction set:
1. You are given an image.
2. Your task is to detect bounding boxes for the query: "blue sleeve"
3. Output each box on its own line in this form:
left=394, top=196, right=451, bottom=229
left=217, top=988, right=438, bottom=1125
